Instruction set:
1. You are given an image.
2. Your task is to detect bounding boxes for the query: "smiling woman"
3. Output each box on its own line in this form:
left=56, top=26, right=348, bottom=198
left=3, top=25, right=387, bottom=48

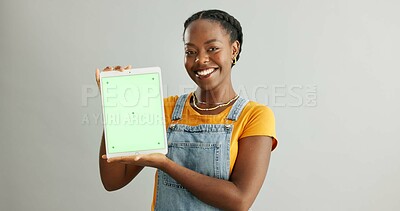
left=184, top=19, right=238, bottom=94
left=96, top=9, right=278, bottom=211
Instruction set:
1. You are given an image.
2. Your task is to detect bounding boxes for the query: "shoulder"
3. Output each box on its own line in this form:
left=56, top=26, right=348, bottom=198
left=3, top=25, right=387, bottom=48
left=242, top=101, right=275, bottom=121
left=163, top=95, right=179, bottom=107
left=163, top=95, right=179, bottom=125
left=237, top=100, right=277, bottom=149
left=163, top=95, right=179, bottom=114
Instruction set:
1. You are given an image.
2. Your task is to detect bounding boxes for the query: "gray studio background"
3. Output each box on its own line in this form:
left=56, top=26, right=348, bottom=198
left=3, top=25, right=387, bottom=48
left=1, top=0, right=399, bottom=210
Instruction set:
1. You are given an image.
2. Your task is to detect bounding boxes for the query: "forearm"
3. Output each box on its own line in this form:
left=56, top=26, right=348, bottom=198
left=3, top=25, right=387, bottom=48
left=160, top=159, right=249, bottom=211
left=99, top=131, right=143, bottom=191
left=158, top=137, right=272, bottom=210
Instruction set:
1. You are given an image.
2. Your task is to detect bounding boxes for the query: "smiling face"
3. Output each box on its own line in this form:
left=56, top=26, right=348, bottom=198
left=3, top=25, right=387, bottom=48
left=184, top=19, right=239, bottom=91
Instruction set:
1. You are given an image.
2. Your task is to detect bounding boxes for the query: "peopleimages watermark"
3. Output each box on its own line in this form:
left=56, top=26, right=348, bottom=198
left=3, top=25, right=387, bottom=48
left=81, top=84, right=317, bottom=125
left=81, top=113, right=163, bottom=126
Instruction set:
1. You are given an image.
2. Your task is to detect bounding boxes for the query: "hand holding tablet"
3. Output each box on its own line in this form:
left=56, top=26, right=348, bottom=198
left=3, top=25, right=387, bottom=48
left=98, top=66, right=168, bottom=158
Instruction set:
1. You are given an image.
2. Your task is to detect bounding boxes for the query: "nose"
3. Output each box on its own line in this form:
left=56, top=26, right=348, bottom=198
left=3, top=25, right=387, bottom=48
left=195, top=51, right=209, bottom=63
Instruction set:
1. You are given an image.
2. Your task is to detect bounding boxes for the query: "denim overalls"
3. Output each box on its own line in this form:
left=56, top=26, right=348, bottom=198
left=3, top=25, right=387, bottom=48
left=155, top=93, right=249, bottom=210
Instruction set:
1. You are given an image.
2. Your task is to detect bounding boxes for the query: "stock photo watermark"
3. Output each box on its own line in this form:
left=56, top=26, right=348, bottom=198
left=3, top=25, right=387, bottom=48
left=81, top=84, right=317, bottom=125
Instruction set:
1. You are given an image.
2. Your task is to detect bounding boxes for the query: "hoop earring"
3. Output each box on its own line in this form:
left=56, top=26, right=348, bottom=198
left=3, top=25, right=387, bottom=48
left=232, top=57, right=237, bottom=65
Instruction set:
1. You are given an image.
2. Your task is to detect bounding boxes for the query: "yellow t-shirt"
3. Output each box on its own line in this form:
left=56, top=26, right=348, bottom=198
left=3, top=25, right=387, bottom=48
left=152, top=93, right=277, bottom=209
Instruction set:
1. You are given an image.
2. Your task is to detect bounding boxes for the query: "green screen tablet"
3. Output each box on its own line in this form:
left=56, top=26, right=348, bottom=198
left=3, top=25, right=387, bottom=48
left=100, top=67, right=167, bottom=158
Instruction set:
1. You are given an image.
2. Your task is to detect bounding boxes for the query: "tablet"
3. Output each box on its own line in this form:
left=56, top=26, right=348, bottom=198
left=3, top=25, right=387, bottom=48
left=100, top=67, right=167, bottom=158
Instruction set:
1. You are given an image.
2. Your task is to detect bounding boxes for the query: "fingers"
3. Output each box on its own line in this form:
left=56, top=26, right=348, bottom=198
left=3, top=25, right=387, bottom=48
left=106, top=155, right=141, bottom=163
left=100, top=65, right=132, bottom=72
left=114, top=65, right=132, bottom=72
left=114, top=66, right=122, bottom=71
left=95, top=64, right=133, bottom=91
left=103, top=66, right=114, bottom=71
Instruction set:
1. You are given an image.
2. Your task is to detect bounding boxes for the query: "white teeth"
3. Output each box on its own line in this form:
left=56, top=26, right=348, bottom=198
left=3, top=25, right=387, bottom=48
left=196, top=68, right=215, bottom=76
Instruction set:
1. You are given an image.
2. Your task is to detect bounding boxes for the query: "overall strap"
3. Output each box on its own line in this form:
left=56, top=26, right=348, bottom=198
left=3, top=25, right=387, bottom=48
left=226, top=96, right=249, bottom=121
left=171, top=93, right=190, bottom=121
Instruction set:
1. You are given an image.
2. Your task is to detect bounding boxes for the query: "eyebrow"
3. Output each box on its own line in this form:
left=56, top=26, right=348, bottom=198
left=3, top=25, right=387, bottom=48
left=185, top=39, right=223, bottom=46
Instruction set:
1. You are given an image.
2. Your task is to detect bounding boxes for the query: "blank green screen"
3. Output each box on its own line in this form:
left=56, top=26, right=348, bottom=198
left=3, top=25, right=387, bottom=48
left=101, top=73, right=165, bottom=154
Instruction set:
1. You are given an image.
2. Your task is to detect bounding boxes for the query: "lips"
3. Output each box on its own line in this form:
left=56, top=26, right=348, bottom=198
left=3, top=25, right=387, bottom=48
left=194, top=67, right=218, bottom=78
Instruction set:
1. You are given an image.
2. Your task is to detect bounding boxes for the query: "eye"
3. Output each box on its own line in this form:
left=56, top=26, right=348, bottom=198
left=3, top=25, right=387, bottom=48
left=208, top=47, right=219, bottom=52
left=185, top=50, right=197, bottom=56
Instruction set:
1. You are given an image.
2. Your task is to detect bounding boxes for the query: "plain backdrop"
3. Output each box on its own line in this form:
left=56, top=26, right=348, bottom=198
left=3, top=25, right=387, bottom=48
left=1, top=0, right=399, bottom=210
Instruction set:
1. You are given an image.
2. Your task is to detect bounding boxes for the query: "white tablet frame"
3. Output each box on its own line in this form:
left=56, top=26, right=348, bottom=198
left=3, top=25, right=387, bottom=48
left=100, top=66, right=168, bottom=158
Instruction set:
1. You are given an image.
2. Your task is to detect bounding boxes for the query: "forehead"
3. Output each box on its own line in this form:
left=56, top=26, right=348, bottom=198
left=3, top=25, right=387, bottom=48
left=184, top=19, right=230, bottom=43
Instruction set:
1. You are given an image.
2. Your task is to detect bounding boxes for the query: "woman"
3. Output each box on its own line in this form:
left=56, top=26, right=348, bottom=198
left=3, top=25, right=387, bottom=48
left=96, top=9, right=277, bottom=211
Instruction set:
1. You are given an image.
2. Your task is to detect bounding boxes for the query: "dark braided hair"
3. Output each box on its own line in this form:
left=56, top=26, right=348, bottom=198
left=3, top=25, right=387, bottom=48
left=183, top=9, right=243, bottom=67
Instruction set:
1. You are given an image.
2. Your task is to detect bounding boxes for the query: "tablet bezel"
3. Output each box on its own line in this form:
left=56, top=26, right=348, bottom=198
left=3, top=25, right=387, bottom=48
left=100, top=66, right=168, bottom=158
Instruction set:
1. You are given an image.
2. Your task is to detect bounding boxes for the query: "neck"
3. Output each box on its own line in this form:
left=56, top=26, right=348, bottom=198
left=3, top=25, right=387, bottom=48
left=194, top=87, right=236, bottom=104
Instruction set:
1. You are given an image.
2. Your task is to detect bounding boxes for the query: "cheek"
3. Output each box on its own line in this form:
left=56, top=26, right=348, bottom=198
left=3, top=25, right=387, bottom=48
left=214, top=54, right=221, bottom=61
left=213, top=52, right=230, bottom=66
left=184, top=57, right=192, bottom=71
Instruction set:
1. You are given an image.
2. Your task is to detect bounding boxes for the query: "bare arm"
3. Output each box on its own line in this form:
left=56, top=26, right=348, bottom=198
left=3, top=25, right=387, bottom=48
left=99, top=131, right=144, bottom=191
left=162, top=136, right=272, bottom=210
left=108, top=135, right=273, bottom=210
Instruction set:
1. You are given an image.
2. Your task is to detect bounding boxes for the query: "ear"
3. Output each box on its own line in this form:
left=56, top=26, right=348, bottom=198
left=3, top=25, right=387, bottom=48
left=231, top=40, right=240, bottom=58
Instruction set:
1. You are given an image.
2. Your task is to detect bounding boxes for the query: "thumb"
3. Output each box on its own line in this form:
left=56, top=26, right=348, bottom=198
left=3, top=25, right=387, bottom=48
left=95, top=68, right=101, bottom=93
left=96, top=68, right=100, bottom=85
